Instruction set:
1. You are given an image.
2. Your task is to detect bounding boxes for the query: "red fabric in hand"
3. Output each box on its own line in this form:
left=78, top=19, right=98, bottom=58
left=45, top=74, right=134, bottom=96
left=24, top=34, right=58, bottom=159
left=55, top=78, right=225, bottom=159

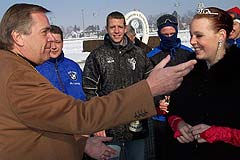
left=168, top=115, right=184, bottom=138
left=174, top=130, right=182, bottom=138
left=200, top=126, right=240, bottom=147
left=168, top=115, right=183, bottom=132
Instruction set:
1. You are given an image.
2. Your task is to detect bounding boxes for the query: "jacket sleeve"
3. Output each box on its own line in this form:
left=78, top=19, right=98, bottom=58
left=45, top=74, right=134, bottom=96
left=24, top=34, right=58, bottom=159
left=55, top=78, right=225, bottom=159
left=7, top=69, right=156, bottom=136
left=144, top=52, right=154, bottom=79
left=200, top=126, right=240, bottom=147
left=82, top=52, right=101, bottom=100
left=168, top=115, right=184, bottom=138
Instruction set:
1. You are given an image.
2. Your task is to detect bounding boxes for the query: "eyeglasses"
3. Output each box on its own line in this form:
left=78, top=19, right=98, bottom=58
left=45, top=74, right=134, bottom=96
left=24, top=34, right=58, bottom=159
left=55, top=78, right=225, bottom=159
left=162, top=19, right=178, bottom=25
left=157, top=16, right=178, bottom=27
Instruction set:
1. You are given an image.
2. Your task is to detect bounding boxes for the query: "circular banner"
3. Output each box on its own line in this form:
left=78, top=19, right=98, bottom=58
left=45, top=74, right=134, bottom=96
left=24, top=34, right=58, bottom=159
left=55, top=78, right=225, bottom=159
left=125, top=10, right=149, bottom=44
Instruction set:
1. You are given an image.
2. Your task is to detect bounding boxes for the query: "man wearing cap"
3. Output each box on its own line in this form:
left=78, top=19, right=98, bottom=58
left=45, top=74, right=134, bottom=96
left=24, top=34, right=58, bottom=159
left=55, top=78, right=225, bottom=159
left=227, top=6, right=240, bottom=48
left=145, top=14, right=195, bottom=160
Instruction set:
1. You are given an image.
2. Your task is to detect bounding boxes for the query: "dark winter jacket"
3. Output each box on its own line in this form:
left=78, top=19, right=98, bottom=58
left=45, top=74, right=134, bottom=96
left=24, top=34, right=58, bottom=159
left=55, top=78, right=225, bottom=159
left=227, top=37, right=240, bottom=48
left=83, top=34, right=153, bottom=142
left=167, top=45, right=240, bottom=160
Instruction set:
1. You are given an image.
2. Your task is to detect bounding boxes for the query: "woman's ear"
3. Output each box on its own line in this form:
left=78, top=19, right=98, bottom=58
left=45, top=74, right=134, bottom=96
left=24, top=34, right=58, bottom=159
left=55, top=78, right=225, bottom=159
left=218, top=29, right=227, bottom=42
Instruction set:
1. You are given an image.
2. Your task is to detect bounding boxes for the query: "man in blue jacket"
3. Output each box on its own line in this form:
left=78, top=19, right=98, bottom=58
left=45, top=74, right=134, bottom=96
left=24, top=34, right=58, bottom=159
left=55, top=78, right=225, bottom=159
left=36, top=25, right=115, bottom=159
left=36, top=25, right=86, bottom=100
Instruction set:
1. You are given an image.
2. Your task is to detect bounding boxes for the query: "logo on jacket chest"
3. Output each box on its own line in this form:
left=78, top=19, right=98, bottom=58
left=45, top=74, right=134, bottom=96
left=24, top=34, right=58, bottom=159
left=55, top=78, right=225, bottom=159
left=106, top=57, right=136, bottom=70
left=128, top=58, right=136, bottom=70
left=68, top=71, right=78, bottom=80
left=106, top=57, right=114, bottom=63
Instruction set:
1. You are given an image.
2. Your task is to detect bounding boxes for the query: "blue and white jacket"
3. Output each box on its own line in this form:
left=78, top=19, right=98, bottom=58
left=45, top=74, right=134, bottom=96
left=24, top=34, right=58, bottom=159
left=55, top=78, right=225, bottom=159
left=228, top=37, right=240, bottom=48
left=36, top=52, right=86, bottom=101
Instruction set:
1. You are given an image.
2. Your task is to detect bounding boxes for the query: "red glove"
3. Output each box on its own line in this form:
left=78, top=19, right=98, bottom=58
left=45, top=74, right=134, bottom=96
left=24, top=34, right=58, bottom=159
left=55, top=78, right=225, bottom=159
left=168, top=115, right=183, bottom=138
left=174, top=130, right=182, bottom=138
left=200, top=126, right=240, bottom=147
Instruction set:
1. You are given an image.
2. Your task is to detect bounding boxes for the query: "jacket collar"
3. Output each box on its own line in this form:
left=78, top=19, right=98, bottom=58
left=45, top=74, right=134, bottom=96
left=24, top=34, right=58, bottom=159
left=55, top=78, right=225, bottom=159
left=48, top=51, right=64, bottom=64
left=104, top=34, right=134, bottom=53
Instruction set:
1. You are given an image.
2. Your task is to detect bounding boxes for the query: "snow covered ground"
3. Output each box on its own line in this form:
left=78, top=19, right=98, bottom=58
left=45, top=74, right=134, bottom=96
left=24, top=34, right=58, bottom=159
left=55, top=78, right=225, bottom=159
left=63, top=30, right=192, bottom=70
left=63, top=38, right=91, bottom=69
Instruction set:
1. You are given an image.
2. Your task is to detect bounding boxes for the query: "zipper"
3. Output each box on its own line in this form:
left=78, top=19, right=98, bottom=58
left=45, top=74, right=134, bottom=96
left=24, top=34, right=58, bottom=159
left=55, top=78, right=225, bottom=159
left=54, top=61, right=65, bottom=93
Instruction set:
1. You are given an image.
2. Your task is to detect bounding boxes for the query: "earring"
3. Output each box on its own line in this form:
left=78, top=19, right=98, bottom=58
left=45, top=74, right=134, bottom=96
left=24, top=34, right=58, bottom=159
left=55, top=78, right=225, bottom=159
left=217, top=40, right=222, bottom=50
left=215, top=40, right=223, bottom=62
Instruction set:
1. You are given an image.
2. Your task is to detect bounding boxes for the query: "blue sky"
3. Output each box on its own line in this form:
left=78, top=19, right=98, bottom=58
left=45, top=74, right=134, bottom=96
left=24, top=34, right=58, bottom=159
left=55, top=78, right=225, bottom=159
left=1, top=0, right=239, bottom=29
